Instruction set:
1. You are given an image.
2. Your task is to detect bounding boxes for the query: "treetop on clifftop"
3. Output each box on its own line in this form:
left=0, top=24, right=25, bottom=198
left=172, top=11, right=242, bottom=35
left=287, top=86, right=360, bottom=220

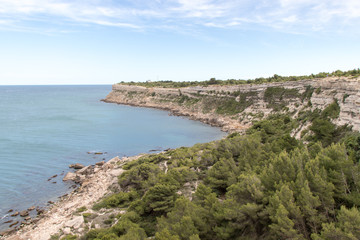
left=118, top=68, right=360, bottom=88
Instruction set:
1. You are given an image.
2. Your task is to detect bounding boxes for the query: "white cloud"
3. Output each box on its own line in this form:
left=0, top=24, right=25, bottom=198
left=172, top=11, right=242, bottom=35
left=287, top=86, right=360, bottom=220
left=0, top=0, right=359, bottom=34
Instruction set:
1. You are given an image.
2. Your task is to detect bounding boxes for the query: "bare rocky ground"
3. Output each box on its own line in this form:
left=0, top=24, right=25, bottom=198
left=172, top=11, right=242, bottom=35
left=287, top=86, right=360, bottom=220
left=1, top=155, right=141, bottom=240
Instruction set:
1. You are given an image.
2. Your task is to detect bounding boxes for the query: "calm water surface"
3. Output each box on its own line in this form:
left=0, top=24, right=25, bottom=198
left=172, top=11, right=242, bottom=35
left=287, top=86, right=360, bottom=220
left=0, top=85, right=226, bottom=230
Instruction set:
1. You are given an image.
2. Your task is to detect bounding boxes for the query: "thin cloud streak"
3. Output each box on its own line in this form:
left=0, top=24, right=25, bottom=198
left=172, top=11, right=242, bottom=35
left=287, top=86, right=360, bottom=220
left=0, top=0, right=359, bottom=34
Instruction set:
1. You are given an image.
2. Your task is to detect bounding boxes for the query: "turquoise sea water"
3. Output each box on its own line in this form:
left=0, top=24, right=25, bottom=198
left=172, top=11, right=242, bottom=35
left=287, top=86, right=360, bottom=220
left=0, top=85, right=226, bottom=230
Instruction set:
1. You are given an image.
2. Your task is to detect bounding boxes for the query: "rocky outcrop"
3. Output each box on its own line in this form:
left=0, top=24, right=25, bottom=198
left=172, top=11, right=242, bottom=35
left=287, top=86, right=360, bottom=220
left=103, top=76, right=360, bottom=132
left=69, top=163, right=85, bottom=169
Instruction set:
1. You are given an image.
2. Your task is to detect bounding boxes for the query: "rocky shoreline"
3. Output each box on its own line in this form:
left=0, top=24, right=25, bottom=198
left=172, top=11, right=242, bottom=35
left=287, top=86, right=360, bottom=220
left=104, top=77, right=360, bottom=133
left=101, top=98, right=249, bottom=133
left=3, top=77, right=359, bottom=239
left=1, top=155, right=142, bottom=240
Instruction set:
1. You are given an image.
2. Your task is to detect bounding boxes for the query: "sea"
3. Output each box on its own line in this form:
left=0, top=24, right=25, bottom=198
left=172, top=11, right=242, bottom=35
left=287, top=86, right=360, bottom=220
left=0, top=85, right=226, bottom=231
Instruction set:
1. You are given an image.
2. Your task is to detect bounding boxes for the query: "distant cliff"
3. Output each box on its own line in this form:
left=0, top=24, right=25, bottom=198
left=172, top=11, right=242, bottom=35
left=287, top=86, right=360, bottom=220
left=103, top=77, right=360, bottom=134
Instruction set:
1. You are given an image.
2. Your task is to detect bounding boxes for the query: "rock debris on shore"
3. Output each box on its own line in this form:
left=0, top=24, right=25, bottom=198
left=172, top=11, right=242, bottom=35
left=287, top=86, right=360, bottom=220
left=2, top=155, right=141, bottom=240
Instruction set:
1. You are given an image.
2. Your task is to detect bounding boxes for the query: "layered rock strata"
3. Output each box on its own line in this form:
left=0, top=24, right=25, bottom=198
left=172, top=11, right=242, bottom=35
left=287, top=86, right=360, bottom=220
left=104, top=77, right=360, bottom=133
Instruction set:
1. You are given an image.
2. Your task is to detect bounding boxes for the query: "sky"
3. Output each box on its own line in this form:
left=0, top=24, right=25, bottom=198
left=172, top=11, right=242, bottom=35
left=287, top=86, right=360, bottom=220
left=0, top=0, right=359, bottom=85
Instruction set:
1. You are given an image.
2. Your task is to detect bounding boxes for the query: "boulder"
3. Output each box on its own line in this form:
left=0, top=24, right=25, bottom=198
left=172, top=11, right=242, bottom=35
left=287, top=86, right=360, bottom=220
left=75, top=175, right=86, bottom=184
left=36, top=208, right=44, bottom=215
left=95, top=161, right=105, bottom=166
left=76, top=166, right=91, bottom=175
left=63, top=172, right=77, bottom=181
left=10, top=212, right=19, bottom=217
left=69, top=163, right=85, bottom=169
left=19, top=210, right=29, bottom=217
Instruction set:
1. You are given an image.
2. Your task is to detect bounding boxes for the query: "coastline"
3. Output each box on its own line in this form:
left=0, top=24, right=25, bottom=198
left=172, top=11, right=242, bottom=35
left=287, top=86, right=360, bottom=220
left=104, top=77, right=360, bottom=133
left=1, top=88, right=228, bottom=240
left=101, top=98, right=249, bottom=133
left=4, top=77, right=359, bottom=239
left=2, top=155, right=143, bottom=240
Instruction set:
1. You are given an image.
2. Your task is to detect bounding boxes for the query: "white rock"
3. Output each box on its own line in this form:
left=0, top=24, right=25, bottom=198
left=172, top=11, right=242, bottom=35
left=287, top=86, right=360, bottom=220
left=109, top=168, right=124, bottom=177
left=63, top=227, right=71, bottom=235
left=63, top=172, right=77, bottom=181
left=76, top=166, right=90, bottom=175
left=65, top=216, right=83, bottom=229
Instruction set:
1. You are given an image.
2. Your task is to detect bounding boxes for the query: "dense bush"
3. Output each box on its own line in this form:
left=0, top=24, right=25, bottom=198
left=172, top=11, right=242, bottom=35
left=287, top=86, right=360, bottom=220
left=86, top=107, right=360, bottom=239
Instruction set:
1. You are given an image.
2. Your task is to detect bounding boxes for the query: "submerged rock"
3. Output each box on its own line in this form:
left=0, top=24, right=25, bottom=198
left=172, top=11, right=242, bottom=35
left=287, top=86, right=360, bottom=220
left=9, top=221, right=19, bottom=227
left=10, top=212, right=19, bottom=217
left=27, top=206, right=35, bottom=211
left=19, top=210, right=29, bottom=217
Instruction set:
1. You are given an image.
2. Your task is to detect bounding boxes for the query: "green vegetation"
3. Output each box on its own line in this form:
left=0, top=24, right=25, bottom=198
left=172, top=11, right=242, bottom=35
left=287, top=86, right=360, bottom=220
left=118, top=69, right=360, bottom=88
left=50, top=234, right=60, bottom=240
left=81, top=101, right=359, bottom=239
left=263, top=87, right=299, bottom=111
left=214, top=91, right=257, bottom=115
left=61, top=235, right=77, bottom=240
left=76, top=206, right=87, bottom=213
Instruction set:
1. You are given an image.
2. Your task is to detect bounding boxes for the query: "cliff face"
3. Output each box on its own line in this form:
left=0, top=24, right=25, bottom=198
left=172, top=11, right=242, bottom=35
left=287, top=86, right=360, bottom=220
left=104, top=77, right=360, bottom=133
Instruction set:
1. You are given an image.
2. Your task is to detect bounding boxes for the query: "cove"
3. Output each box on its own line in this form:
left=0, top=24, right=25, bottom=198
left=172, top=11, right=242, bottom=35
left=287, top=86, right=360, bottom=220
left=0, top=85, right=226, bottom=230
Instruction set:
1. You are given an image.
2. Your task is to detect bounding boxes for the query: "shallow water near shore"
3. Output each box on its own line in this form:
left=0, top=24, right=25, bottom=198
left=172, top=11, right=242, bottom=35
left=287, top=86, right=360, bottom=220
left=0, top=85, right=226, bottom=231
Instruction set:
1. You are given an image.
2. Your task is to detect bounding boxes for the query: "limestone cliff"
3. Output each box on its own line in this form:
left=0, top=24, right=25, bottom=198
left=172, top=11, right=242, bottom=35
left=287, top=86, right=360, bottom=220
left=103, top=77, right=360, bottom=133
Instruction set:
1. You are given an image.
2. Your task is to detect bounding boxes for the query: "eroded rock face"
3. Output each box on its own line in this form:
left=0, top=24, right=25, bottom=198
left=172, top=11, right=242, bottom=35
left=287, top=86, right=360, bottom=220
left=104, top=77, right=360, bottom=132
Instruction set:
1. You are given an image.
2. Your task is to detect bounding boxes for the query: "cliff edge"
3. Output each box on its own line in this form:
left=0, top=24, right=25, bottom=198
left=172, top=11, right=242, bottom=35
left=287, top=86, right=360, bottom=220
left=104, top=76, right=360, bottom=133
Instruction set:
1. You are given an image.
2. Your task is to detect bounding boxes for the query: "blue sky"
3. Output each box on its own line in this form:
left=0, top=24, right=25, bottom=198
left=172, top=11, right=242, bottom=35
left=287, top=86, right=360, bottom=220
left=0, top=0, right=359, bottom=85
